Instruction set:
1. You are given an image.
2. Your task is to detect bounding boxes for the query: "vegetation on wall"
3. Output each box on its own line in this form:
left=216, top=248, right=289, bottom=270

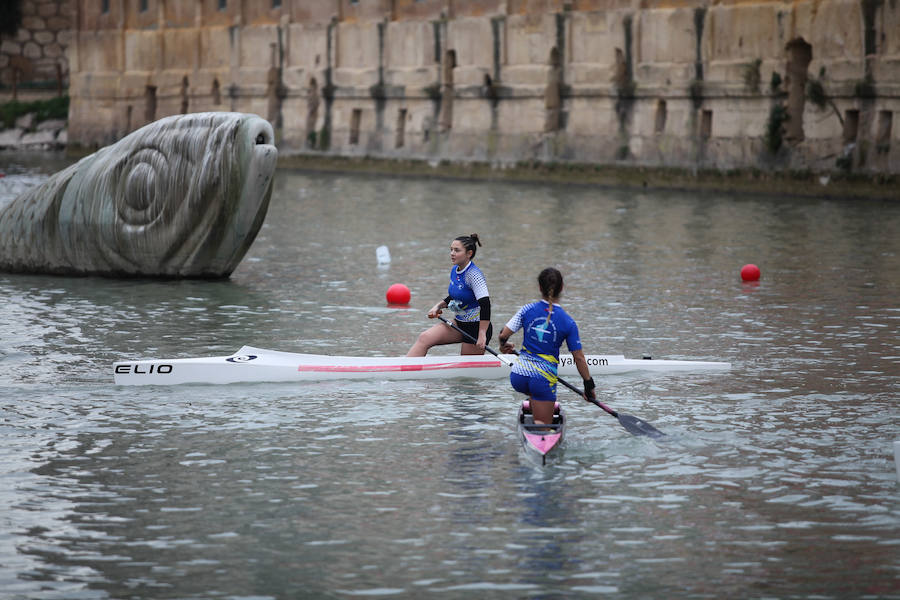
left=317, top=126, right=330, bottom=151
left=424, top=83, right=442, bottom=102
left=836, top=150, right=854, bottom=171
left=806, top=77, right=827, bottom=108
left=0, top=96, right=69, bottom=129
left=806, top=67, right=844, bottom=126
left=764, top=103, right=789, bottom=154
left=369, top=82, right=386, bottom=101
left=770, top=71, right=783, bottom=94
left=742, top=59, right=762, bottom=93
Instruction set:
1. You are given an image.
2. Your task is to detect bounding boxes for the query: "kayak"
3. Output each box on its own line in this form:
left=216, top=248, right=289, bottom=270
left=112, top=345, right=731, bottom=386
left=517, top=400, right=565, bottom=466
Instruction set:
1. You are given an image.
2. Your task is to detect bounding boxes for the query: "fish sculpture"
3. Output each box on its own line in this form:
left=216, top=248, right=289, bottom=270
left=0, top=112, right=277, bottom=278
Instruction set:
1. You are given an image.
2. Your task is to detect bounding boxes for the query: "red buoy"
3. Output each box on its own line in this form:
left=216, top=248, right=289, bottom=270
left=741, top=264, right=761, bottom=282
left=386, top=283, right=411, bottom=304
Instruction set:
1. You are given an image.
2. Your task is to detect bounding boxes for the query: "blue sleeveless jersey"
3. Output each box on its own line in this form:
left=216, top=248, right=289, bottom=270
left=448, top=262, right=489, bottom=323
left=505, top=300, right=582, bottom=383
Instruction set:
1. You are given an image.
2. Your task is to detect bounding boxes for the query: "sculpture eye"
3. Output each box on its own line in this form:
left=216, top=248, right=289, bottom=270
left=256, top=133, right=266, bottom=144
left=116, top=147, right=170, bottom=226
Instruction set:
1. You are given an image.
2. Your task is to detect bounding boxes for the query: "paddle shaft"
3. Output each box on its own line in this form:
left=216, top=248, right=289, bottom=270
left=436, top=316, right=512, bottom=365
left=437, top=315, right=665, bottom=438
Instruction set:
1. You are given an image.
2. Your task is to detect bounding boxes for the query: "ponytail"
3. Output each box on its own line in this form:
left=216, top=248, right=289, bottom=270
left=537, top=268, right=564, bottom=316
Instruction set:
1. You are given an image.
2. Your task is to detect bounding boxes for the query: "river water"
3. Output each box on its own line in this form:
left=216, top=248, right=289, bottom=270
left=1, top=154, right=898, bottom=599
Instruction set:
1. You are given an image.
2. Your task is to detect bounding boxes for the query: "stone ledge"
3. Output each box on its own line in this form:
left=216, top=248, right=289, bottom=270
left=0, top=126, right=67, bottom=150
left=277, top=152, right=900, bottom=201
left=0, top=128, right=27, bottom=147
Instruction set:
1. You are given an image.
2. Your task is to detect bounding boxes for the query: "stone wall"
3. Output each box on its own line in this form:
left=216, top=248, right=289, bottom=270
left=0, top=0, right=71, bottom=97
left=66, top=0, right=899, bottom=175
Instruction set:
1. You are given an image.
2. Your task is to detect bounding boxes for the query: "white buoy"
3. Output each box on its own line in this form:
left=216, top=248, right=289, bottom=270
left=376, top=245, right=391, bottom=265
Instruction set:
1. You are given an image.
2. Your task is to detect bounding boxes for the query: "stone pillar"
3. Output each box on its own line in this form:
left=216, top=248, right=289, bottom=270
left=180, top=76, right=189, bottom=114
left=228, top=14, right=242, bottom=112
left=439, top=49, right=455, bottom=132
left=544, top=46, right=561, bottom=133
left=266, top=42, right=279, bottom=125
left=144, top=85, right=157, bottom=124
left=306, top=76, right=320, bottom=148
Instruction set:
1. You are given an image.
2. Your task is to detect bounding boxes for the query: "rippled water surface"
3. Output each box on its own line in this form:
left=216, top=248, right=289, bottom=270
left=1, top=154, right=898, bottom=599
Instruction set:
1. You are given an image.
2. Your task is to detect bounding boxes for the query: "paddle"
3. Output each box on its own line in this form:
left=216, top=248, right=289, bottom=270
left=437, top=315, right=665, bottom=438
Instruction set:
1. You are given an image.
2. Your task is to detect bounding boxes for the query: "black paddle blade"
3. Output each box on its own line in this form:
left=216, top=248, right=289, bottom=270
left=618, top=414, right=665, bottom=438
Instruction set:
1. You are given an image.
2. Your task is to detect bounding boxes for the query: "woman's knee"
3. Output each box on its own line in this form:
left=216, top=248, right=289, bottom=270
left=413, top=331, right=433, bottom=348
left=416, top=327, right=447, bottom=348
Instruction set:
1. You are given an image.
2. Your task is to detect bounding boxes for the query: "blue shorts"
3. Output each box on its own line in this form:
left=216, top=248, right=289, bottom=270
left=510, top=371, right=557, bottom=403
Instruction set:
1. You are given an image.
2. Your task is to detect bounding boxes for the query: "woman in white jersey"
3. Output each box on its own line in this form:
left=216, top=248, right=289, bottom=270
left=407, top=234, right=493, bottom=356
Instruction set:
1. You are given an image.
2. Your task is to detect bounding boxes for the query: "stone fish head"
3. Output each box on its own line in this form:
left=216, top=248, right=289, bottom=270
left=59, top=112, right=277, bottom=277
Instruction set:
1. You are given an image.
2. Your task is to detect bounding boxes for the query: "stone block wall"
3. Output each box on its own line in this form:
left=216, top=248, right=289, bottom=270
left=65, top=0, right=899, bottom=174
left=0, top=0, right=71, bottom=95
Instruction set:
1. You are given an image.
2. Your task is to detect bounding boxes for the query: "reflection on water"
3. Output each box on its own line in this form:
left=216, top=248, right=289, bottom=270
left=1, top=163, right=898, bottom=598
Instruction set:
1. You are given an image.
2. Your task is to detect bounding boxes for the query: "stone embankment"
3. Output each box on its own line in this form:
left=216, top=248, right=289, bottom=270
left=277, top=154, right=898, bottom=201
left=0, top=113, right=67, bottom=151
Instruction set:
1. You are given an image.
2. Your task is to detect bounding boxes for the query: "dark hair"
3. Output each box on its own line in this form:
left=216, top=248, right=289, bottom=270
left=538, top=268, right=564, bottom=300
left=454, top=233, right=482, bottom=259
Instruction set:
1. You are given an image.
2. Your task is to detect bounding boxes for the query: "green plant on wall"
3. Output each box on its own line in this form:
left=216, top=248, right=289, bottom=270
left=807, top=66, right=827, bottom=107
left=424, top=83, right=442, bottom=102
left=0, top=96, right=69, bottom=129
left=806, top=78, right=827, bottom=108
left=770, top=71, right=783, bottom=94
left=835, top=152, right=853, bottom=171
left=764, top=103, right=788, bottom=154
left=743, top=59, right=762, bottom=93
left=806, top=67, right=844, bottom=126
left=369, top=82, right=386, bottom=101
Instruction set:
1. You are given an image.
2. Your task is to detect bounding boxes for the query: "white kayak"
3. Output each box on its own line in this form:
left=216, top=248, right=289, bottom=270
left=113, top=345, right=731, bottom=386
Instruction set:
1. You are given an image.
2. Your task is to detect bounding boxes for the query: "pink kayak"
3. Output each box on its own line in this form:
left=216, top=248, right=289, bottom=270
left=517, top=400, right=565, bottom=466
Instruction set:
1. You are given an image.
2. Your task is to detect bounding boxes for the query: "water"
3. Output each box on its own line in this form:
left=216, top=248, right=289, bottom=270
left=1, top=155, right=898, bottom=599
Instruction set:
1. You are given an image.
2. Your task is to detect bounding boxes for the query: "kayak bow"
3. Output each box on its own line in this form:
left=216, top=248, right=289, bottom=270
left=517, top=400, right=565, bottom=466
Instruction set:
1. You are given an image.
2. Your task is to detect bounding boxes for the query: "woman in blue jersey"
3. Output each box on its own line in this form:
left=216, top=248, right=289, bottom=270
left=498, top=268, right=596, bottom=424
left=407, top=233, right=493, bottom=356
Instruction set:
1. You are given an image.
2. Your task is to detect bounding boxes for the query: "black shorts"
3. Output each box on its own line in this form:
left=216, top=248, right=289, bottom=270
left=455, top=319, right=493, bottom=346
